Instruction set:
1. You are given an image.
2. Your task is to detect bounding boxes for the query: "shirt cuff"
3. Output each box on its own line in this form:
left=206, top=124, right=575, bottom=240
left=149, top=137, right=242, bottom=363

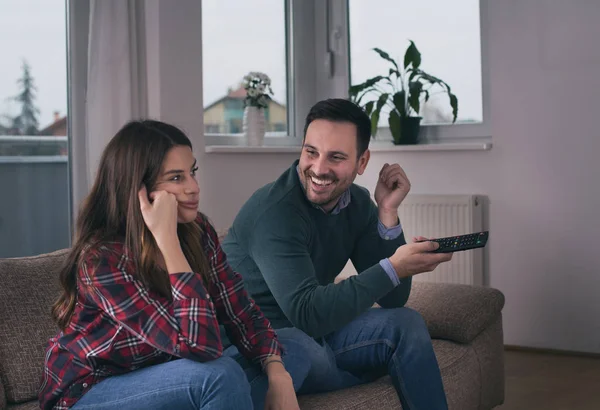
left=378, top=219, right=403, bottom=240
left=379, top=258, right=400, bottom=287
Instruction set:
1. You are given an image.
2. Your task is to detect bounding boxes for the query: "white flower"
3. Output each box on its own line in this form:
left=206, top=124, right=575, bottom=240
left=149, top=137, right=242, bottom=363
left=242, top=71, right=274, bottom=108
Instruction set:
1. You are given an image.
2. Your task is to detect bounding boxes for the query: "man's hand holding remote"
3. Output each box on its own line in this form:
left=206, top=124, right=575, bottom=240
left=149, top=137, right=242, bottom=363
left=388, top=236, right=453, bottom=279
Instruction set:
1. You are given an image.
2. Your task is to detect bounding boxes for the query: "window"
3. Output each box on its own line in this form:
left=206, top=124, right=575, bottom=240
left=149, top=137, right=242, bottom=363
left=347, top=0, right=488, bottom=141
left=199, top=0, right=489, bottom=148
left=202, top=1, right=289, bottom=140
left=0, top=0, right=70, bottom=257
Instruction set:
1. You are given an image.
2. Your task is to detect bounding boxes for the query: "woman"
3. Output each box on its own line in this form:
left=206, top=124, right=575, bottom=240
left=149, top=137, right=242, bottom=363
left=39, top=120, right=310, bottom=409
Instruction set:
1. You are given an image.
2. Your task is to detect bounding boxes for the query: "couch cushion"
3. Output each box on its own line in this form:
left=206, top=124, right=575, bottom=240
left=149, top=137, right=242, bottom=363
left=0, top=249, right=68, bottom=404
left=1, top=379, right=6, bottom=409
left=297, top=338, right=481, bottom=410
left=6, top=401, right=38, bottom=410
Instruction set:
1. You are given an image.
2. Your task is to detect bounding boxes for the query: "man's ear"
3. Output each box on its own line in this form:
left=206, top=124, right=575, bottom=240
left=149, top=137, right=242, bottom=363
left=357, top=149, right=370, bottom=175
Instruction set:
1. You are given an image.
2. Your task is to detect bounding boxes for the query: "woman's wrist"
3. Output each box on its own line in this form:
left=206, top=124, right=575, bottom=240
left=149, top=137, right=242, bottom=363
left=262, top=357, right=289, bottom=379
left=160, top=243, right=193, bottom=274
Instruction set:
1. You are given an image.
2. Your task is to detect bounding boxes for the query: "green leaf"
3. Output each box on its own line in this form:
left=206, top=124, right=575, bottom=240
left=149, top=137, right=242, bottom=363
left=388, top=110, right=402, bottom=144
left=412, top=69, right=443, bottom=86
left=349, top=75, right=386, bottom=97
left=408, top=68, right=419, bottom=83
left=370, top=93, right=389, bottom=137
left=392, top=91, right=407, bottom=117
left=364, top=100, right=375, bottom=116
left=404, top=40, right=421, bottom=69
left=389, top=68, right=401, bottom=79
left=408, top=81, right=423, bottom=115
left=449, top=93, right=459, bottom=123
left=373, top=48, right=399, bottom=72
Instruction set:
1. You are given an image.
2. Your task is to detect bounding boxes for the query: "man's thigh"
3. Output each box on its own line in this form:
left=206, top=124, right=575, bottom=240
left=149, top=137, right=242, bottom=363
left=324, top=307, right=428, bottom=376
left=275, top=328, right=363, bottom=394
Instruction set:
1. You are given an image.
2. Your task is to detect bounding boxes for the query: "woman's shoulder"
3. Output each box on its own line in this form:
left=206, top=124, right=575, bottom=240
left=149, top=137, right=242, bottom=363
left=194, top=212, right=218, bottom=238
left=193, top=212, right=226, bottom=253
left=79, top=239, right=128, bottom=266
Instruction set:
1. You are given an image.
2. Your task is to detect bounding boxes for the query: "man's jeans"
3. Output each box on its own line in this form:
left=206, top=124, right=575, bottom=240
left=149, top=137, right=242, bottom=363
left=297, top=307, right=448, bottom=410
left=72, top=327, right=311, bottom=410
left=223, top=327, right=312, bottom=409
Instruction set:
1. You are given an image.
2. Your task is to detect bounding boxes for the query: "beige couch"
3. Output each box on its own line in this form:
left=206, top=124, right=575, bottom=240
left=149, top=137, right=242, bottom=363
left=0, top=250, right=505, bottom=410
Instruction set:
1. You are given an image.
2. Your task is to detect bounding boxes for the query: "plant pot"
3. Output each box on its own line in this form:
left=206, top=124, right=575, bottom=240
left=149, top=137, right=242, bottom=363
left=391, top=117, right=421, bottom=145
left=243, top=106, right=266, bottom=146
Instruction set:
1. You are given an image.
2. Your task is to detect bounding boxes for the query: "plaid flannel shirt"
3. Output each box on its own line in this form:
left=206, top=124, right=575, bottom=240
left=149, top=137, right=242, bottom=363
left=39, top=214, right=282, bottom=409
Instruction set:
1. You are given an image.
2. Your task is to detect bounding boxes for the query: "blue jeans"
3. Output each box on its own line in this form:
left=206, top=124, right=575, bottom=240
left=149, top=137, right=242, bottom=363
left=71, top=356, right=252, bottom=409
left=297, top=307, right=448, bottom=410
left=72, top=328, right=311, bottom=410
left=223, top=327, right=312, bottom=409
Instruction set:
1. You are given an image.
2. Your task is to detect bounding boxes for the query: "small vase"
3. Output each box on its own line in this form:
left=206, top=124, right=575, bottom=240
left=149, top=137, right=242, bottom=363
left=243, top=106, right=266, bottom=146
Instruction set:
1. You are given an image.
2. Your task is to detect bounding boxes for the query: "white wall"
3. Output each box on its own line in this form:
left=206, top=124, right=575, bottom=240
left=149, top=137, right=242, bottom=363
left=154, top=0, right=600, bottom=353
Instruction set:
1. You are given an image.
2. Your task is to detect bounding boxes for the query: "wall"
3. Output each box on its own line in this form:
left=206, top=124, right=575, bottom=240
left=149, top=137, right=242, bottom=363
left=154, top=0, right=600, bottom=353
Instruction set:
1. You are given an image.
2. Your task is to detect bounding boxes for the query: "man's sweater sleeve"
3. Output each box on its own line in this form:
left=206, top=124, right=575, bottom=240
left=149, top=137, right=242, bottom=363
left=248, top=207, right=397, bottom=338
left=350, top=199, right=412, bottom=309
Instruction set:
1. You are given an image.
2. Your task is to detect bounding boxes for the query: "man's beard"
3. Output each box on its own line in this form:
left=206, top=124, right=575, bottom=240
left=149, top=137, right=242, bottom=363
left=302, top=170, right=347, bottom=209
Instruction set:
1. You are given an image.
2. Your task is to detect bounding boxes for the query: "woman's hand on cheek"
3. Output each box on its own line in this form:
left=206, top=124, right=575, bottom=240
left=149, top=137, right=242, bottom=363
left=139, top=186, right=179, bottom=249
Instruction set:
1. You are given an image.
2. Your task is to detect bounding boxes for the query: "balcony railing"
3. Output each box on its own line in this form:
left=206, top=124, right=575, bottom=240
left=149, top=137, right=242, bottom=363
left=0, top=136, right=70, bottom=258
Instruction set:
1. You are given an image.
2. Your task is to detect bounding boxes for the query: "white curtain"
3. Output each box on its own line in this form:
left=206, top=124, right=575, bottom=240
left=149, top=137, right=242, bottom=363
left=70, top=0, right=147, bottom=214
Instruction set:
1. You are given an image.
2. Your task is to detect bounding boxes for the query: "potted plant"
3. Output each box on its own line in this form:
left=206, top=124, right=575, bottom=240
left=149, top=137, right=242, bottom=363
left=349, top=41, right=459, bottom=145
left=242, top=71, right=274, bottom=146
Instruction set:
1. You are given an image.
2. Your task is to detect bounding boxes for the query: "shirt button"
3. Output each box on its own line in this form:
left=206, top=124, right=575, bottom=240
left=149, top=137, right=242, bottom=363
left=83, top=383, right=88, bottom=388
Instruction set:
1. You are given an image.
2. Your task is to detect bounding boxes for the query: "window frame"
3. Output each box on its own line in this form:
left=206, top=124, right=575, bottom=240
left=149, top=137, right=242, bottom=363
left=204, top=0, right=316, bottom=147
left=341, top=0, right=491, bottom=142
left=205, top=0, right=491, bottom=147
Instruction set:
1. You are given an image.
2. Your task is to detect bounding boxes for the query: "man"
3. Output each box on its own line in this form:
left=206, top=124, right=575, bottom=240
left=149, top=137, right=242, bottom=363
left=222, top=98, right=453, bottom=409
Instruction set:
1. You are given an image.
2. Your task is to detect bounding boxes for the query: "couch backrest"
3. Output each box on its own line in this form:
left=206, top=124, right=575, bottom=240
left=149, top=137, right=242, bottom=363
left=0, top=249, right=68, bottom=404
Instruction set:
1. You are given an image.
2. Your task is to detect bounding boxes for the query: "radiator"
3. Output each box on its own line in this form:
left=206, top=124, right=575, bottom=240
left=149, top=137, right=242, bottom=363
left=398, top=194, right=485, bottom=286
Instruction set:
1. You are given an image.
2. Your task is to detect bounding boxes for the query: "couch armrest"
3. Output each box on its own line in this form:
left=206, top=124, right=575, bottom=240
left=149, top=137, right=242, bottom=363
left=405, top=281, right=505, bottom=344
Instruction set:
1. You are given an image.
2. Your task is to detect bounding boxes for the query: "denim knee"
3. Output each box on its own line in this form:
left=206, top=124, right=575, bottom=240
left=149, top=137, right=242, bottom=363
left=273, top=327, right=313, bottom=389
left=189, top=356, right=251, bottom=400
left=387, top=307, right=431, bottom=342
left=276, top=327, right=327, bottom=362
left=278, top=328, right=336, bottom=370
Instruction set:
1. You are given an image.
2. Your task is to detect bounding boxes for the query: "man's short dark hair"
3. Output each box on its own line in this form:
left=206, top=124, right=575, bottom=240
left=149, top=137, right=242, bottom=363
left=303, top=98, right=371, bottom=157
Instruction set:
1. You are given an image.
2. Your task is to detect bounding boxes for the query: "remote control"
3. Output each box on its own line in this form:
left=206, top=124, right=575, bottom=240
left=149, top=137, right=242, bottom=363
left=421, top=231, right=489, bottom=253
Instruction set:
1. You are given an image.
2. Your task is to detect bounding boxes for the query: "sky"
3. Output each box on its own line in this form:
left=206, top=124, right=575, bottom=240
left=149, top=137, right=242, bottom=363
left=0, top=0, right=67, bottom=129
left=0, top=0, right=482, bottom=130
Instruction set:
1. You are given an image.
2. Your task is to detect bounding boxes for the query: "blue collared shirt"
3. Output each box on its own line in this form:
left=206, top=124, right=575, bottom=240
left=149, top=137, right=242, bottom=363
left=297, top=166, right=403, bottom=286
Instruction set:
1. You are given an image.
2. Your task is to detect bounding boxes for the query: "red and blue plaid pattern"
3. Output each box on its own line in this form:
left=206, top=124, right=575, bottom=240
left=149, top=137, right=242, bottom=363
left=39, top=214, right=281, bottom=409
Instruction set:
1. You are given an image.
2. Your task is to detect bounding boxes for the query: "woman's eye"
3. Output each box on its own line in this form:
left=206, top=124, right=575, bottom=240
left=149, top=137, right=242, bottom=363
left=170, top=175, right=181, bottom=181
left=191, top=166, right=199, bottom=176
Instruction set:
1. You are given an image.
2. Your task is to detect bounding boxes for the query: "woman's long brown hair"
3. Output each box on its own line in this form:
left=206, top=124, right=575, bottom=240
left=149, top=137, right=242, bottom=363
left=52, top=120, right=210, bottom=330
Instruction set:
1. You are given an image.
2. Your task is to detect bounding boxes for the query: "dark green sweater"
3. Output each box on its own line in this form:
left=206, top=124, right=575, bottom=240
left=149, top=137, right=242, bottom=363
left=221, top=160, right=410, bottom=339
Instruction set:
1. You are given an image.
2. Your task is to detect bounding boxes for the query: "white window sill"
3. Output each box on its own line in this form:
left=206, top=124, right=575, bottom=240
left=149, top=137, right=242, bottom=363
left=204, top=137, right=492, bottom=154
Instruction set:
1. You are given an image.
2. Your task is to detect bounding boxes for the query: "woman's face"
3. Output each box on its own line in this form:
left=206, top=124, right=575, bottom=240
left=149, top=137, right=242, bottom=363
left=153, top=145, right=200, bottom=223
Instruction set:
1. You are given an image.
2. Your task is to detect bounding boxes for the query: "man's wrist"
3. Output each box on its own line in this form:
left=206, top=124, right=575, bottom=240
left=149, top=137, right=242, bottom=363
left=379, top=208, right=399, bottom=228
